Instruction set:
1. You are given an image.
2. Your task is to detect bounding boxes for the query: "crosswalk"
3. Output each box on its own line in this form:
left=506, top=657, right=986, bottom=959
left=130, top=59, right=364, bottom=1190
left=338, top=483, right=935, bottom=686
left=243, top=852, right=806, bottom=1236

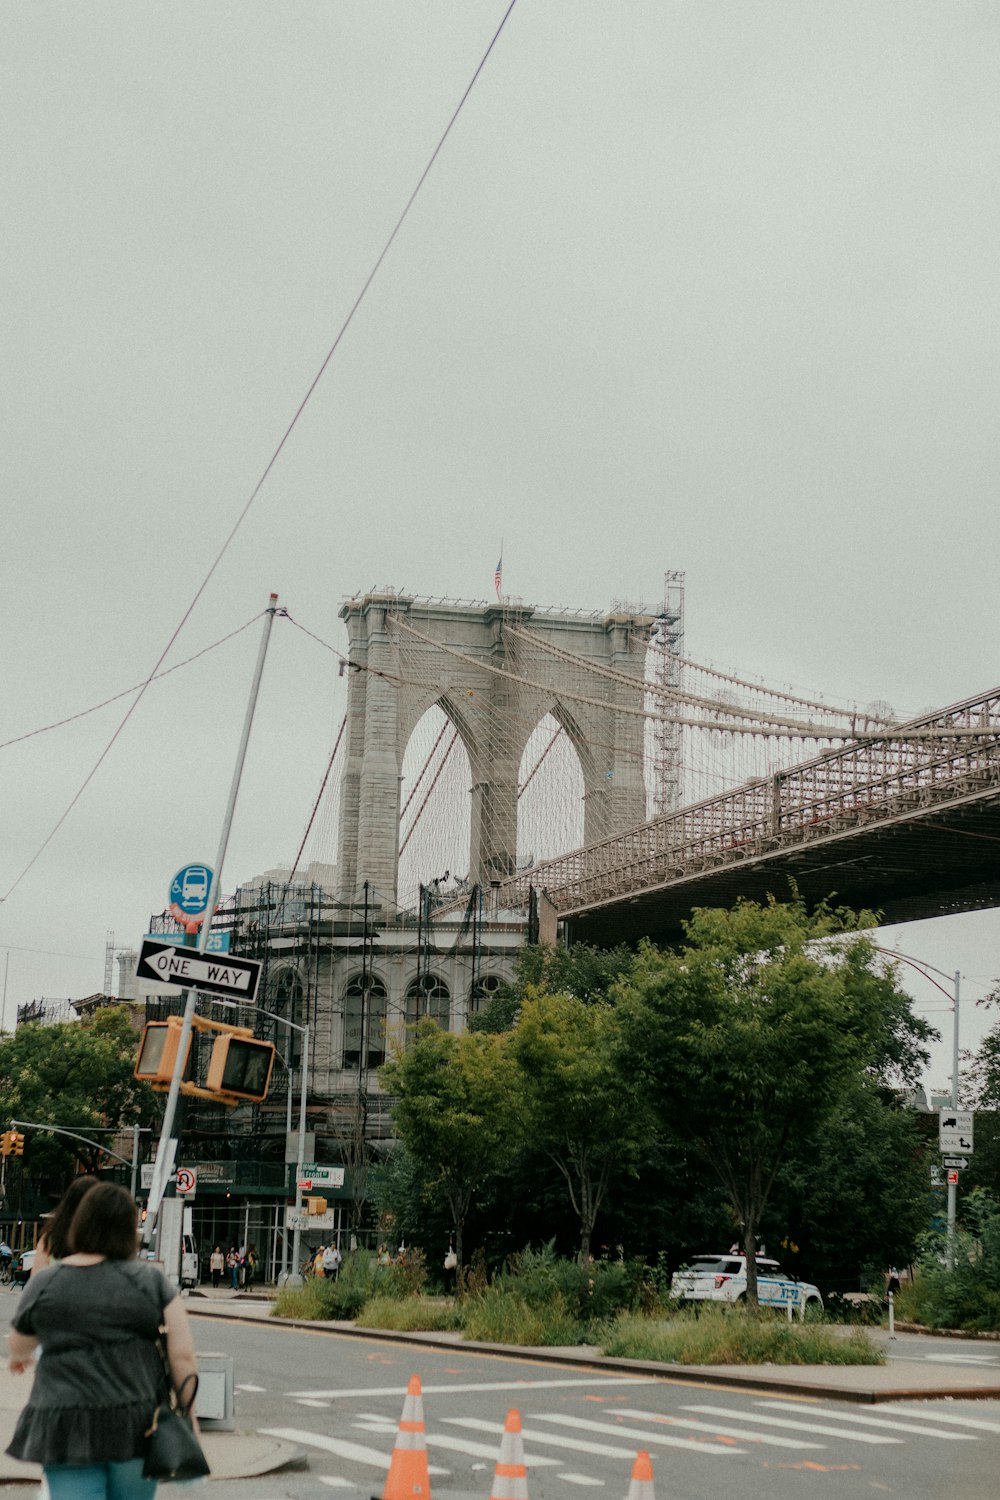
left=262, top=1393, right=1000, bottom=1488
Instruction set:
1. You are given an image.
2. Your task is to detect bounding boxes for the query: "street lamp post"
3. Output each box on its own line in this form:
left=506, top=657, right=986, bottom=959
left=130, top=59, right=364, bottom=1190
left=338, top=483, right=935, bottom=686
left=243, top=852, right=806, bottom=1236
left=872, top=946, right=961, bottom=1258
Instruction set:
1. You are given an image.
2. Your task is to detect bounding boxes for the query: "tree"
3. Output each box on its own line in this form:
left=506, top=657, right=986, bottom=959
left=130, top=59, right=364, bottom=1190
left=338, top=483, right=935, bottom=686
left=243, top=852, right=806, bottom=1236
left=0, top=1008, right=158, bottom=1185
left=509, top=989, right=648, bottom=1262
left=380, top=1022, right=515, bottom=1278
left=469, top=943, right=634, bottom=1033
left=619, top=898, right=930, bottom=1306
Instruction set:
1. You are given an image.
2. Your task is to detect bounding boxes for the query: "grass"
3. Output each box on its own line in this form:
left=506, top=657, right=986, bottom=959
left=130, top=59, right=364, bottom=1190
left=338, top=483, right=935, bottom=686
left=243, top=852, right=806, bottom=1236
left=460, top=1287, right=586, bottom=1346
left=600, top=1307, right=886, bottom=1366
left=357, top=1295, right=463, bottom=1332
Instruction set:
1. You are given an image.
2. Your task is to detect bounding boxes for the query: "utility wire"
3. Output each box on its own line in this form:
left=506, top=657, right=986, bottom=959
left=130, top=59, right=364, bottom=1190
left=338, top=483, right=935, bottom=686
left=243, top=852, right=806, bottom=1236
left=0, top=2, right=519, bottom=906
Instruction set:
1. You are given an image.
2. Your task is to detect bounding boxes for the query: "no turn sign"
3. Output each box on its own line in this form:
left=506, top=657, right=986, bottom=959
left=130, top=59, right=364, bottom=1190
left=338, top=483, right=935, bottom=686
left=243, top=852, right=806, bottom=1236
left=176, top=1167, right=197, bottom=1197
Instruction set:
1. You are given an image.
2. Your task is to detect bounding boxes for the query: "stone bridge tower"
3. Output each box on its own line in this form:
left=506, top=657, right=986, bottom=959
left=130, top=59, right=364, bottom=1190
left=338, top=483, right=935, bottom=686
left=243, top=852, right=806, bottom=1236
left=335, top=591, right=654, bottom=904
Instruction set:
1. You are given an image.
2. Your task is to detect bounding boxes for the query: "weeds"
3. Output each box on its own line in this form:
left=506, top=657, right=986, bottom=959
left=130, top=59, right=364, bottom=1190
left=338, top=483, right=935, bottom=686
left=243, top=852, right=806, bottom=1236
left=600, top=1307, right=885, bottom=1366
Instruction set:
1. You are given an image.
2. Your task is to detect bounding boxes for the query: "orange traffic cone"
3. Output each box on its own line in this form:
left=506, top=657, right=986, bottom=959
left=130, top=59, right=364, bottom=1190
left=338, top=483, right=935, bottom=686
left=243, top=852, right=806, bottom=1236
left=490, top=1408, right=530, bottom=1500
left=625, top=1450, right=655, bottom=1500
left=383, top=1375, right=432, bottom=1500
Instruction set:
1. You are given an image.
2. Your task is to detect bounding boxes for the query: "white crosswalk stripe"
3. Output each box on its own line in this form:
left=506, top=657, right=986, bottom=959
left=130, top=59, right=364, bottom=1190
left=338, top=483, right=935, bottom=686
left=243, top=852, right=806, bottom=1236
left=260, top=1426, right=450, bottom=1474
left=755, top=1399, right=976, bottom=1439
left=563, top=1408, right=823, bottom=1450
left=558, top=1474, right=604, bottom=1486
left=287, top=1376, right=659, bottom=1399
left=682, top=1404, right=902, bottom=1445
left=445, top=1415, right=744, bottom=1459
left=880, top=1404, right=1000, bottom=1435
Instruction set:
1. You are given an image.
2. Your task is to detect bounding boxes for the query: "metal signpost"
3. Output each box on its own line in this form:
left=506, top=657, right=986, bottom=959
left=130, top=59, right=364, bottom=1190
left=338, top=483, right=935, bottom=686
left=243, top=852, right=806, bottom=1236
left=143, top=593, right=281, bottom=1243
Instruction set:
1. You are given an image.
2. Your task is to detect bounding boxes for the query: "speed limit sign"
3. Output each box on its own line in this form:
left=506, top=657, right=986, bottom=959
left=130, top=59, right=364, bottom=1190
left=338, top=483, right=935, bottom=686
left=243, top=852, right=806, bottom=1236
left=175, top=1167, right=197, bottom=1197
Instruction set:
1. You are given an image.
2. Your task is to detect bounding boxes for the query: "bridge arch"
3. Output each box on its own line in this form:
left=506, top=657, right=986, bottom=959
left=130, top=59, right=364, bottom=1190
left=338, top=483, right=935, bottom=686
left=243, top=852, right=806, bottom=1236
left=336, top=592, right=653, bottom=904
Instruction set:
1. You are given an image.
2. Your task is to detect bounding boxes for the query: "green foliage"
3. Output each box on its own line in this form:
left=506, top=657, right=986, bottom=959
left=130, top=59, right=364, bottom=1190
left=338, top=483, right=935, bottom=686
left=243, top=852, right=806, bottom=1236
left=469, top=943, right=635, bottom=1033
left=600, top=1307, right=885, bottom=1365
left=0, top=1008, right=158, bottom=1181
left=510, top=991, right=649, bottom=1260
left=768, top=1084, right=930, bottom=1288
left=381, top=1024, right=517, bottom=1271
left=903, top=1189, right=1000, bottom=1331
left=618, top=898, right=932, bottom=1298
left=376, top=1246, right=428, bottom=1299
left=460, top=1286, right=584, bottom=1346
left=359, top=1296, right=462, bottom=1332
left=271, top=1279, right=334, bottom=1320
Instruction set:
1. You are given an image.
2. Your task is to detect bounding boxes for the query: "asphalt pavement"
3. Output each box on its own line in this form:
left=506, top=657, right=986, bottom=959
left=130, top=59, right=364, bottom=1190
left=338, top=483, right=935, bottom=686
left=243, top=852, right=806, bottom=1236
left=1, top=1290, right=999, bottom=1487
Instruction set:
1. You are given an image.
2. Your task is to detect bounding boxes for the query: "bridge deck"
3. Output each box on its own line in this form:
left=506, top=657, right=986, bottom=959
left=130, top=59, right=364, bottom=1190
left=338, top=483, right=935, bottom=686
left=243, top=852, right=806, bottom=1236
left=497, top=684, right=1000, bottom=945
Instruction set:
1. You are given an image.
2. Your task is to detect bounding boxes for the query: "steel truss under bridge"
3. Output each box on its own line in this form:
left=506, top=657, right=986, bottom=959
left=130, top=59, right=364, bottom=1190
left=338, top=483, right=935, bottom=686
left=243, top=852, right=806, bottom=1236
left=492, top=683, right=1000, bottom=945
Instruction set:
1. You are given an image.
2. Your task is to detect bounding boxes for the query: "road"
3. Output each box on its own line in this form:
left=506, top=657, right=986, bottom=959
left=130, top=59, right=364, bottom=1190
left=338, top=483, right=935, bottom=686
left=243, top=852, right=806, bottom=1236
left=2, top=1301, right=999, bottom=1499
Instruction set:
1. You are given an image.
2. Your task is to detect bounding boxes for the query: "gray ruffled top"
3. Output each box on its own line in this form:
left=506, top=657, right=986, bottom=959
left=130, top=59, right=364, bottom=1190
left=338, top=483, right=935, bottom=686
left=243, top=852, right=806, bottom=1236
left=7, top=1259, right=175, bottom=1466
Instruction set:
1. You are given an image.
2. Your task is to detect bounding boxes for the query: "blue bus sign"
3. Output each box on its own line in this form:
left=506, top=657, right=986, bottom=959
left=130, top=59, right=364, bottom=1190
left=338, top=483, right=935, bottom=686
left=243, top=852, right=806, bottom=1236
left=169, top=864, right=214, bottom=926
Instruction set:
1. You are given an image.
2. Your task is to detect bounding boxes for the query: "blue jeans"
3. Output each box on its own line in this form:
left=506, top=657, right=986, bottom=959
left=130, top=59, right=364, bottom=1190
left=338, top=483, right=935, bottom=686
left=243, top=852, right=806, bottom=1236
left=44, top=1457, right=156, bottom=1500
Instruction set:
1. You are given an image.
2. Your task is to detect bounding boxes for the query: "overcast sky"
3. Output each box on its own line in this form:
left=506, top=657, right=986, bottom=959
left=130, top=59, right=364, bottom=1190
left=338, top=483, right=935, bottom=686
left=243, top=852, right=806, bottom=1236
left=2, top=3, right=998, bottom=1091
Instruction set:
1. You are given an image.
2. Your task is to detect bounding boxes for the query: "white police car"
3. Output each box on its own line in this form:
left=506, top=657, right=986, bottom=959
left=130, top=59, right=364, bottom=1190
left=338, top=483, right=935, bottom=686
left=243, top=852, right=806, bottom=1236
left=670, top=1254, right=822, bottom=1314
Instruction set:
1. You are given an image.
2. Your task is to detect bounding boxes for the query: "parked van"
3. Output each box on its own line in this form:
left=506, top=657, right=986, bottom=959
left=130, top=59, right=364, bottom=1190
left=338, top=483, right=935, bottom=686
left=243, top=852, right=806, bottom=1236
left=181, top=1234, right=199, bottom=1288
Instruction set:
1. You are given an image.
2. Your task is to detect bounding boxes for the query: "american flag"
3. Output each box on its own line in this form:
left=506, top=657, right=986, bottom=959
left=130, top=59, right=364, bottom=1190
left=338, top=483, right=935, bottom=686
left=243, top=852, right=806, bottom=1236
left=494, top=554, right=502, bottom=597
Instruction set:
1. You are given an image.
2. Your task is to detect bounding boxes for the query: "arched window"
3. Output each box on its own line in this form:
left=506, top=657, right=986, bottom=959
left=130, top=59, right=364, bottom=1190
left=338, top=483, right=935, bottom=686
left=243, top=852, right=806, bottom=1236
left=266, top=966, right=305, bottom=1071
left=469, top=973, right=503, bottom=1016
left=405, top=974, right=450, bottom=1030
left=343, top=975, right=388, bottom=1069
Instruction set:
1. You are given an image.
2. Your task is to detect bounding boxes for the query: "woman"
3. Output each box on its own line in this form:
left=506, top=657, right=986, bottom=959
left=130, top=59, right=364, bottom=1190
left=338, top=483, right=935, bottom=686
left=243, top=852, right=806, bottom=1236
left=225, top=1247, right=239, bottom=1290
left=209, top=1245, right=224, bottom=1289
left=31, top=1176, right=98, bottom=1274
left=6, top=1182, right=199, bottom=1500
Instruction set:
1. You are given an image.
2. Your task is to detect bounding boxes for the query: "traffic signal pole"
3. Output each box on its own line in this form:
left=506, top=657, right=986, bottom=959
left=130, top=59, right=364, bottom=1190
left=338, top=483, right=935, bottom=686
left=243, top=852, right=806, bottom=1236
left=143, top=593, right=281, bottom=1240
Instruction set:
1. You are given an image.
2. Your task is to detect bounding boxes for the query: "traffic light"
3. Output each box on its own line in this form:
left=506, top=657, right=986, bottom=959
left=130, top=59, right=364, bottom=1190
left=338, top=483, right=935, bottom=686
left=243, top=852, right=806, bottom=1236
left=134, top=1019, right=192, bottom=1088
left=12, top=1133, right=24, bottom=1156
left=0, top=1131, right=13, bottom=1157
left=206, top=1036, right=276, bottom=1102
left=306, top=1196, right=328, bottom=1216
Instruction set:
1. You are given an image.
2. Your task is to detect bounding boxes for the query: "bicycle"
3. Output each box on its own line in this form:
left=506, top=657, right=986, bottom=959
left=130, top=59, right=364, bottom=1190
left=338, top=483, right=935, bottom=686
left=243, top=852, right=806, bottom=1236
left=0, top=1259, right=13, bottom=1286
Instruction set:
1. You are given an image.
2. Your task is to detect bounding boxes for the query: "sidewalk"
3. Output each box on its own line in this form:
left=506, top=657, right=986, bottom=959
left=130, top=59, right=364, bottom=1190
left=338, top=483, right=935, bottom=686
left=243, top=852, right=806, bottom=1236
left=187, top=1295, right=1000, bottom=1405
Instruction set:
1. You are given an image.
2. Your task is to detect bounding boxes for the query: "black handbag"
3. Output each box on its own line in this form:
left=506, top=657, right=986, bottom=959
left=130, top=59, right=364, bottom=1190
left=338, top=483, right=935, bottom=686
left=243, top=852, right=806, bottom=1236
left=144, top=1369, right=211, bottom=1481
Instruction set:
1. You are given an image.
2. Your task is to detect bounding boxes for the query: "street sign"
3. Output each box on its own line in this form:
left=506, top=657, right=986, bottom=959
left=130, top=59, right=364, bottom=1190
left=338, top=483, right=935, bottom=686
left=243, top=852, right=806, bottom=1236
left=297, top=1179, right=313, bottom=1191
left=286, top=1207, right=334, bottom=1231
left=144, top=930, right=231, bottom=954
left=947, top=1169, right=959, bottom=1186
left=136, top=939, right=262, bottom=1004
left=175, top=1167, right=197, bottom=1196
left=299, top=1164, right=346, bottom=1188
left=168, top=863, right=214, bottom=930
left=939, top=1110, right=974, bottom=1154
left=942, top=1156, right=969, bottom=1170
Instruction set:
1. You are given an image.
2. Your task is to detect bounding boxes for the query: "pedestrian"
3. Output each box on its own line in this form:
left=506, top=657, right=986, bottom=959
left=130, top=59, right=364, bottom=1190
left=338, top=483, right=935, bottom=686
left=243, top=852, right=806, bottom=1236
left=313, top=1246, right=326, bottom=1278
left=245, top=1244, right=258, bottom=1290
left=322, top=1242, right=341, bottom=1279
left=237, top=1242, right=247, bottom=1288
left=32, top=1177, right=99, bottom=1275
left=443, top=1242, right=457, bottom=1294
left=886, top=1266, right=901, bottom=1299
left=6, top=1181, right=200, bottom=1500
left=209, top=1245, right=224, bottom=1289
left=226, top=1246, right=239, bottom=1290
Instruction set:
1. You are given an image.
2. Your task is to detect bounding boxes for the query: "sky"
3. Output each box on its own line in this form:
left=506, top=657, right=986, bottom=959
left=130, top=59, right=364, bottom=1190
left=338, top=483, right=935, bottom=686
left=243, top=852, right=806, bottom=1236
left=2, top=3, right=998, bottom=1093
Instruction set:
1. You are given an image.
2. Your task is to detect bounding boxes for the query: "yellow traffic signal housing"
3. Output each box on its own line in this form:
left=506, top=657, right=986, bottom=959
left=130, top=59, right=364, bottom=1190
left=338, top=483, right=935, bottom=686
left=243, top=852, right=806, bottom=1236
left=0, top=1131, right=13, bottom=1157
left=134, top=1019, right=192, bottom=1088
left=13, top=1133, right=24, bottom=1156
left=306, top=1196, right=328, bottom=1216
left=205, top=1036, right=275, bottom=1102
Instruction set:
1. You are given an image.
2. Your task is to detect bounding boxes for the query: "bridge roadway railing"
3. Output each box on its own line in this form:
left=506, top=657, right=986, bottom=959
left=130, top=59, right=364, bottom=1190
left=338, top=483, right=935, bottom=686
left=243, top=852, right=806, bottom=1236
left=496, top=685, right=1000, bottom=916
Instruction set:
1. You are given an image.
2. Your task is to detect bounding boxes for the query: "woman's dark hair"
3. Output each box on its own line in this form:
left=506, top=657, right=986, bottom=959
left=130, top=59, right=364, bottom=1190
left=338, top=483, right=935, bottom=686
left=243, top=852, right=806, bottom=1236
left=40, top=1177, right=98, bottom=1261
left=69, top=1182, right=140, bottom=1261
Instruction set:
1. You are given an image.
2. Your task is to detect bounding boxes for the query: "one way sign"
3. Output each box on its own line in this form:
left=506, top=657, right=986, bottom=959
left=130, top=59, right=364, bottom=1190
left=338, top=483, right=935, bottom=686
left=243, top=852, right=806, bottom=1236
left=136, top=939, right=262, bottom=1005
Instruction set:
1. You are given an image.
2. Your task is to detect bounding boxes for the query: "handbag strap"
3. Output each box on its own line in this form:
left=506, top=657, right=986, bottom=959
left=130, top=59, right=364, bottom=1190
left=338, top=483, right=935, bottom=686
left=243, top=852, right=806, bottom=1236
left=172, top=1371, right=200, bottom=1417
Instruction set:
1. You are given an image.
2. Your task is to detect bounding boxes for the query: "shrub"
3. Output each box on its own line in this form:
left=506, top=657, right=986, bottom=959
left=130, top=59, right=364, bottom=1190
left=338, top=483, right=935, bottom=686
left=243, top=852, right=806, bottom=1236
left=903, top=1190, right=1000, bottom=1332
left=359, top=1295, right=462, bottom=1332
left=460, top=1286, right=584, bottom=1346
left=821, top=1292, right=883, bottom=1326
left=600, top=1307, right=884, bottom=1366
